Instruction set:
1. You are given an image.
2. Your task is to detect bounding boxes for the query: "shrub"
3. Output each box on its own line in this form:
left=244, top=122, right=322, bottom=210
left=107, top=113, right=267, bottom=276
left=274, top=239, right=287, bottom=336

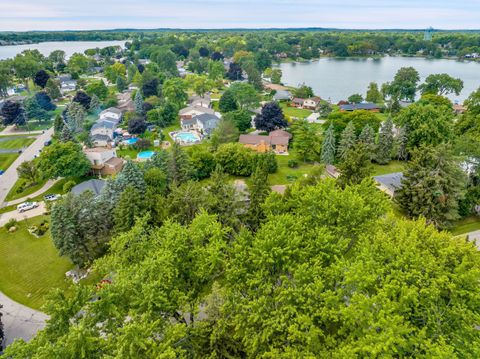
left=134, top=138, right=152, bottom=150
left=63, top=180, right=76, bottom=193
left=288, top=159, right=299, bottom=168
left=4, top=218, right=17, bottom=231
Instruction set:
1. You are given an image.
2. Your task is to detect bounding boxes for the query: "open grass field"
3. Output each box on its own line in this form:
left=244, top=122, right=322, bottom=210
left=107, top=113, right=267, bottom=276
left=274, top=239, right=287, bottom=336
left=0, top=136, right=35, bottom=150
left=5, top=178, right=49, bottom=202
left=0, top=216, right=73, bottom=310
left=0, top=153, right=19, bottom=171
left=280, top=103, right=312, bottom=120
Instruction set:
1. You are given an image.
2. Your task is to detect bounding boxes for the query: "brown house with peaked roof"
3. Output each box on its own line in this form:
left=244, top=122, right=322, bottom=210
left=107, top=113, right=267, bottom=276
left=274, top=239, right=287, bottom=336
left=239, top=129, right=292, bottom=155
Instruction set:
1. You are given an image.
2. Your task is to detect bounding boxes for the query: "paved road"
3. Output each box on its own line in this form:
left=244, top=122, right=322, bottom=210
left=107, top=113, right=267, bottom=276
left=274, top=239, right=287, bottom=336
left=4, top=180, right=58, bottom=207
left=0, top=128, right=53, bottom=205
left=0, top=202, right=47, bottom=227
left=0, top=292, right=48, bottom=347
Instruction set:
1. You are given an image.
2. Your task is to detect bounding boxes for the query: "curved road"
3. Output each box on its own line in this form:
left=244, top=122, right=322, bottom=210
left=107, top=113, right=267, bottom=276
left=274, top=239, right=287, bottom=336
left=0, top=292, right=48, bottom=347
left=0, top=128, right=53, bottom=206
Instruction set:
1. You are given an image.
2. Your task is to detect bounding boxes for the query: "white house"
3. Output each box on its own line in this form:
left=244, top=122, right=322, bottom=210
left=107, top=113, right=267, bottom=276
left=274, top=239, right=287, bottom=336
left=181, top=113, right=221, bottom=135
left=179, top=106, right=215, bottom=120
left=303, top=97, right=322, bottom=110
left=99, top=107, right=122, bottom=123
left=90, top=121, right=116, bottom=147
left=83, top=147, right=125, bottom=176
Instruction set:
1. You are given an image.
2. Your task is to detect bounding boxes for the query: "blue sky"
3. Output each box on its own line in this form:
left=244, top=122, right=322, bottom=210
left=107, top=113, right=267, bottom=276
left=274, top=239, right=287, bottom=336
left=0, top=0, right=479, bottom=31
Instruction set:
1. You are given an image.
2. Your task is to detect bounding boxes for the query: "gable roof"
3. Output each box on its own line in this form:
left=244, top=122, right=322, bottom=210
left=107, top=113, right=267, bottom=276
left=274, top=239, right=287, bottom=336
left=293, top=98, right=305, bottom=105
left=91, top=121, right=116, bottom=131
left=71, top=179, right=106, bottom=197
left=193, top=113, right=220, bottom=129
left=270, top=129, right=292, bottom=139
left=273, top=90, right=292, bottom=101
left=239, top=131, right=290, bottom=146
left=101, top=107, right=122, bottom=116
left=179, top=106, right=215, bottom=116
left=340, top=103, right=380, bottom=111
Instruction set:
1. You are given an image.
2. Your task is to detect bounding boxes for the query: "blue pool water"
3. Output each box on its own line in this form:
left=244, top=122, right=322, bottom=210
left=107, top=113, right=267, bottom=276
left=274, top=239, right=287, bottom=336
left=137, top=151, right=155, bottom=160
left=175, top=131, right=200, bottom=143
left=124, top=138, right=138, bottom=145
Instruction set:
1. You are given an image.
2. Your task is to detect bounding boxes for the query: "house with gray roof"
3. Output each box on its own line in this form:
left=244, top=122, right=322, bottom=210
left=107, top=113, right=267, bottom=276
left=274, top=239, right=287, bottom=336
left=340, top=102, right=381, bottom=112
left=374, top=172, right=404, bottom=197
left=90, top=120, right=116, bottom=147
left=71, top=179, right=106, bottom=197
left=181, top=113, right=221, bottom=135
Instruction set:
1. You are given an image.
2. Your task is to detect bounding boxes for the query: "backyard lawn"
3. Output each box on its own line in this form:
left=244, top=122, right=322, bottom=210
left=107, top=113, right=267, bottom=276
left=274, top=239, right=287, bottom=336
left=280, top=103, right=312, bottom=120
left=19, top=119, right=53, bottom=132
left=0, top=136, right=35, bottom=150
left=268, top=154, right=319, bottom=185
left=372, top=161, right=406, bottom=176
left=0, top=216, right=73, bottom=310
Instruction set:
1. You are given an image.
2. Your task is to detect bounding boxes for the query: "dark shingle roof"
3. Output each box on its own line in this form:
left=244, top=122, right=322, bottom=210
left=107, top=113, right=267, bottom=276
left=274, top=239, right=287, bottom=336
left=71, top=179, right=106, bottom=197
left=340, top=103, right=380, bottom=111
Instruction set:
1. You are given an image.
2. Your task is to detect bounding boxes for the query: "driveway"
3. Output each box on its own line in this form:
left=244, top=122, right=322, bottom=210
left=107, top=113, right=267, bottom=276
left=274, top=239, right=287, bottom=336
left=0, top=202, right=47, bottom=227
left=0, top=128, right=53, bottom=205
left=0, top=291, right=48, bottom=347
left=466, top=230, right=480, bottom=250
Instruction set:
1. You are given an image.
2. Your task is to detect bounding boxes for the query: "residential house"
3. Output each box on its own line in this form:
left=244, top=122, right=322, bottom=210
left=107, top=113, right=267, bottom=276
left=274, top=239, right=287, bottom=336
left=181, top=113, right=221, bottom=135
left=303, top=97, right=322, bottom=110
left=339, top=102, right=381, bottom=112
left=71, top=179, right=106, bottom=197
left=179, top=106, right=215, bottom=120
left=453, top=104, right=467, bottom=115
left=57, top=75, right=77, bottom=95
left=117, top=91, right=135, bottom=113
left=189, top=95, right=211, bottom=108
left=239, top=129, right=291, bottom=154
left=90, top=121, right=116, bottom=147
left=99, top=107, right=122, bottom=123
left=83, top=147, right=125, bottom=176
left=292, top=98, right=305, bottom=108
left=374, top=172, right=404, bottom=197
left=273, top=90, right=292, bottom=101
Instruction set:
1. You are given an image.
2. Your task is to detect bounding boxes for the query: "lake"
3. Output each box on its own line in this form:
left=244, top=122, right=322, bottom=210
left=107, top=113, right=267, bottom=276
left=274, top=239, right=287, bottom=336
left=276, top=57, right=480, bottom=103
left=0, top=40, right=127, bottom=60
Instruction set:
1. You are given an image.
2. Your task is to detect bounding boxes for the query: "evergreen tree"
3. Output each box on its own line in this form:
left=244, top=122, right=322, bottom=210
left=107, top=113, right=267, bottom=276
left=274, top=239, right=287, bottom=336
left=358, top=124, right=376, bottom=160
left=337, top=121, right=357, bottom=160
left=219, top=90, right=238, bottom=113
left=134, top=90, right=144, bottom=115
left=397, top=126, right=409, bottom=161
left=114, top=185, right=146, bottom=234
left=169, top=143, right=194, bottom=185
left=45, top=78, right=61, bottom=100
left=321, top=123, right=336, bottom=165
left=53, top=114, right=65, bottom=135
left=116, top=160, right=146, bottom=193
left=207, top=166, right=240, bottom=230
left=291, top=120, right=320, bottom=162
left=60, top=124, right=75, bottom=142
left=376, top=117, right=394, bottom=165
left=116, top=76, right=127, bottom=92
left=67, top=102, right=86, bottom=132
left=395, top=145, right=467, bottom=229
left=337, top=143, right=373, bottom=188
left=246, top=165, right=271, bottom=231
left=89, top=94, right=100, bottom=112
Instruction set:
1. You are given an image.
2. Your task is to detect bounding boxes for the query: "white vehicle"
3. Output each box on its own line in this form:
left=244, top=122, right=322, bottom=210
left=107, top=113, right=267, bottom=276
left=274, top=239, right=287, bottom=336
left=17, top=202, right=39, bottom=213
left=44, top=194, right=61, bottom=202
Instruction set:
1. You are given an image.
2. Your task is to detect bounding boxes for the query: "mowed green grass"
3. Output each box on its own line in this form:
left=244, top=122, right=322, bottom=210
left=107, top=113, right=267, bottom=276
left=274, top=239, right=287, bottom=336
left=372, top=161, right=406, bottom=176
left=269, top=154, right=320, bottom=185
left=0, top=136, right=35, bottom=150
left=0, top=216, right=73, bottom=310
left=450, top=216, right=480, bottom=236
left=280, top=103, right=312, bottom=120
left=0, top=153, right=19, bottom=171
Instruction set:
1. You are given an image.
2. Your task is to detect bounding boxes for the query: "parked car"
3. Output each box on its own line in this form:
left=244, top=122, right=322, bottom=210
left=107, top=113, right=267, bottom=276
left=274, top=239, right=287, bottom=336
left=17, top=202, right=39, bottom=213
left=44, top=140, right=52, bottom=146
left=0, top=169, right=4, bottom=175
left=44, top=194, right=61, bottom=202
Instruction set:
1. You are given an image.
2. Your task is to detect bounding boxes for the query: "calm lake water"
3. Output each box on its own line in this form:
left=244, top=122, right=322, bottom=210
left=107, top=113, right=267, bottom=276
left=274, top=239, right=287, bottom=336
left=277, top=57, right=480, bottom=103
left=0, top=40, right=127, bottom=60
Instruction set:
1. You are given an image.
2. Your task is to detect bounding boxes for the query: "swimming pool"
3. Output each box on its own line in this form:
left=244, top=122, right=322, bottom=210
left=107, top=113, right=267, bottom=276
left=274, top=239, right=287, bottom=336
left=137, top=151, right=155, bottom=160
left=124, top=138, right=138, bottom=145
left=174, top=131, right=201, bottom=143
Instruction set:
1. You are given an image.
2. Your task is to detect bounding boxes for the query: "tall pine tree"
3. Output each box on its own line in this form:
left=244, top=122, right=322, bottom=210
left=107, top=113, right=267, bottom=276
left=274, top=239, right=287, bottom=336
left=134, top=90, right=144, bottom=115
left=169, top=143, right=194, bottom=185
left=358, top=124, right=376, bottom=160
left=337, top=121, right=357, bottom=160
left=376, top=117, right=394, bottom=165
left=321, top=123, right=336, bottom=165
left=246, top=165, right=271, bottom=231
left=116, top=160, right=146, bottom=193
left=114, top=185, right=146, bottom=234
left=397, top=125, right=409, bottom=161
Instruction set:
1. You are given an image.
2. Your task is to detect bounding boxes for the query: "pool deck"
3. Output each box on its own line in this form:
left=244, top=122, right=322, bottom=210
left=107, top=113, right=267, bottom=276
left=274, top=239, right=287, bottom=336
left=169, top=130, right=203, bottom=146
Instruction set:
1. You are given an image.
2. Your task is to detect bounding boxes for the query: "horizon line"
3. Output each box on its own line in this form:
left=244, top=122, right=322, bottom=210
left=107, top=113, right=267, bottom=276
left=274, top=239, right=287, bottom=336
left=1, top=27, right=480, bottom=34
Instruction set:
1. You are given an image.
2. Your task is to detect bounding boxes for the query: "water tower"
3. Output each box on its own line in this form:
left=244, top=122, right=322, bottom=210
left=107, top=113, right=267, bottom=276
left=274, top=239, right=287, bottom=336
left=424, top=27, right=433, bottom=41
